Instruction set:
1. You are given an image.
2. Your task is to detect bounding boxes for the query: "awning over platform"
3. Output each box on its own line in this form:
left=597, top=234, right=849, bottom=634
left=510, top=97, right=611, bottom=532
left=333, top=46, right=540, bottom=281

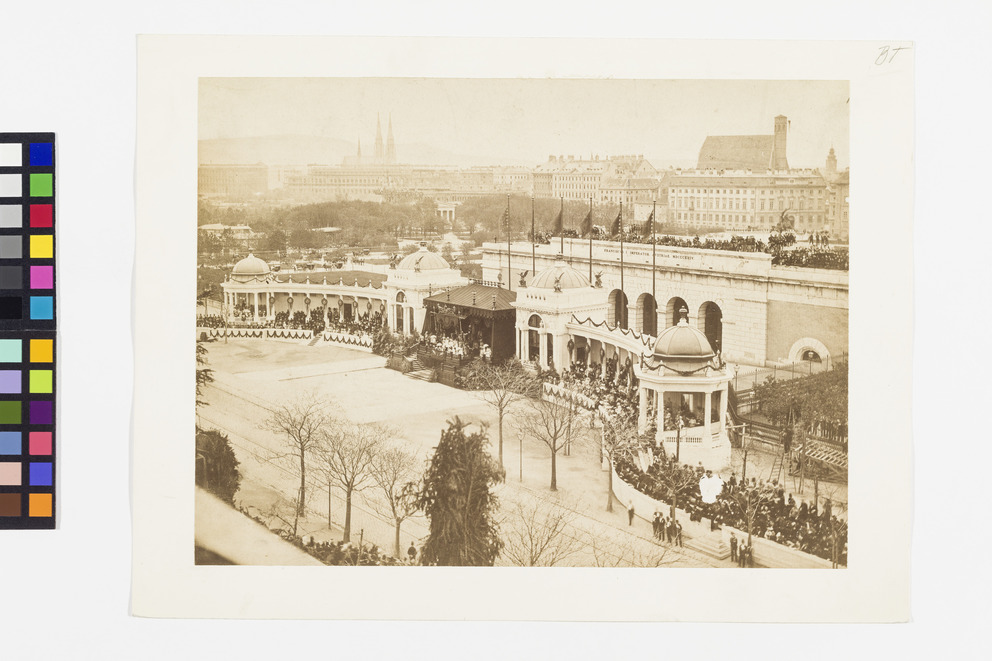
left=424, top=283, right=517, bottom=318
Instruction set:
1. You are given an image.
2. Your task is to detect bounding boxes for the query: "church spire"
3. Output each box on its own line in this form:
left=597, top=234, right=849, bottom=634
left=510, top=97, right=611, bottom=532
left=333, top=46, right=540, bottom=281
left=387, top=113, right=396, bottom=164
left=356, top=137, right=362, bottom=159
left=374, top=113, right=384, bottom=164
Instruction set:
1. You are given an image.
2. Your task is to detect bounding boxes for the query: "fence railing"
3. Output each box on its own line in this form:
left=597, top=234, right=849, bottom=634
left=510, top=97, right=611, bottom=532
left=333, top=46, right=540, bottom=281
left=731, top=352, right=847, bottom=395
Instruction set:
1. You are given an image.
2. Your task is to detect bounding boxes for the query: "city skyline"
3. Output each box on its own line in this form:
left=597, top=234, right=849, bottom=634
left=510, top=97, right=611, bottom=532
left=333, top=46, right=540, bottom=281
left=200, top=78, right=849, bottom=170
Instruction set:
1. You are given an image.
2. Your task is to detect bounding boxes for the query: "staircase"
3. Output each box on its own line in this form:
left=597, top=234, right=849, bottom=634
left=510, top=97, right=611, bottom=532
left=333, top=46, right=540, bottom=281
left=307, top=335, right=321, bottom=347
left=405, top=356, right=434, bottom=382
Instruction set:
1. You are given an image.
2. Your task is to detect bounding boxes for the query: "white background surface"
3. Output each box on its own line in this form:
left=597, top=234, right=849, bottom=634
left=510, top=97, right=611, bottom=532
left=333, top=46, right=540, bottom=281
left=0, top=1, right=987, bottom=658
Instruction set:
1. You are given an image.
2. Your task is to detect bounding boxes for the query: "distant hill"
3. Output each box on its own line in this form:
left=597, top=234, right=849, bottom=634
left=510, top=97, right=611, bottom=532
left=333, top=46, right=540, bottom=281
left=198, top=135, right=535, bottom=168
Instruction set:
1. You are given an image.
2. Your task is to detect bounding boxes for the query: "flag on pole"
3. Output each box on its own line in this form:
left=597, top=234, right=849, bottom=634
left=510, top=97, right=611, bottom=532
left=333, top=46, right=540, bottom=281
left=551, top=207, right=563, bottom=235
left=580, top=209, right=593, bottom=237
left=610, top=208, right=622, bottom=238
left=642, top=207, right=655, bottom=239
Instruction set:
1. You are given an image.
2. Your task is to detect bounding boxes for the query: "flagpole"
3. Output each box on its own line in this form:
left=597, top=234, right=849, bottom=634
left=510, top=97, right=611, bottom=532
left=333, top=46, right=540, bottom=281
left=619, top=200, right=624, bottom=296
left=588, top=197, right=593, bottom=284
left=560, top=196, right=564, bottom=254
left=506, top=194, right=512, bottom=291
left=531, top=196, right=536, bottom=274
left=652, top=199, right=657, bottom=308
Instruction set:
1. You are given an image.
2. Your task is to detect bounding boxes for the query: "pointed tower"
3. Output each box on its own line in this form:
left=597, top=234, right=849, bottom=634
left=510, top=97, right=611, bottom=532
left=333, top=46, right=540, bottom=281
left=772, top=115, right=790, bottom=170
left=356, top=138, right=362, bottom=162
left=825, top=147, right=837, bottom=175
left=374, top=113, right=384, bottom=164
left=386, top=114, right=396, bottom=164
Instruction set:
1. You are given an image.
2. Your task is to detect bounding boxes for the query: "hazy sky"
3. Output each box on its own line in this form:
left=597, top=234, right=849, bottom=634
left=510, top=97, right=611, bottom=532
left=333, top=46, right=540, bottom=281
left=200, top=78, right=849, bottom=169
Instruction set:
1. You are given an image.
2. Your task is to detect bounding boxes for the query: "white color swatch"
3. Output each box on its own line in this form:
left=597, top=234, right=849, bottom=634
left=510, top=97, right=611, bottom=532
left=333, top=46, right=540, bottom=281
left=0, top=143, right=21, bottom=167
left=0, top=174, right=22, bottom=198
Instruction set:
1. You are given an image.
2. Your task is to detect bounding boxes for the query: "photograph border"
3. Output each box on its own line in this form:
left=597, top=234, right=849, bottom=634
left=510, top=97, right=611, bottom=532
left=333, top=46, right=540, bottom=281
left=134, top=36, right=913, bottom=621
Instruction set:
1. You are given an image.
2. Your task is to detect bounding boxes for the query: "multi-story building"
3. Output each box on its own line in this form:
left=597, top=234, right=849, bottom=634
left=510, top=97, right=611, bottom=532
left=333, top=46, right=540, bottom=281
left=533, top=154, right=660, bottom=203
left=668, top=169, right=831, bottom=233
left=198, top=164, right=269, bottom=199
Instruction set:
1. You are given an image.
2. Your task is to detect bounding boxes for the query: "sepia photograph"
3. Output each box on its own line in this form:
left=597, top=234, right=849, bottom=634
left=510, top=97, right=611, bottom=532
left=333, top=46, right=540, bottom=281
left=194, top=77, right=850, bottom=570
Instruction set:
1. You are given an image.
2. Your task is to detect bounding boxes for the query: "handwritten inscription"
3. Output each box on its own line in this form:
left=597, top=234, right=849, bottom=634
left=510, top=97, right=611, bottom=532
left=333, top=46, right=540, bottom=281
left=875, top=45, right=910, bottom=66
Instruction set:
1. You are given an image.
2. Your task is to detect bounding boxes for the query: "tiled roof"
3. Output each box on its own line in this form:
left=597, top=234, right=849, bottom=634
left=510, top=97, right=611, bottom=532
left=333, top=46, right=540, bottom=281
left=697, top=135, right=776, bottom=170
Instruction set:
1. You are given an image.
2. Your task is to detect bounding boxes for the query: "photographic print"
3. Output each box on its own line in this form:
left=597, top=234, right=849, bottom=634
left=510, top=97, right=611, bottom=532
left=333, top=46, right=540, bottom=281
left=134, top=37, right=912, bottom=621
left=194, top=77, right=849, bottom=570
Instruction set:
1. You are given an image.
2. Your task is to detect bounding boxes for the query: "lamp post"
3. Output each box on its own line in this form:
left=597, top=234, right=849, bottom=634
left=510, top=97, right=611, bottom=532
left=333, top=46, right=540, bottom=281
left=734, top=363, right=739, bottom=391
left=675, top=415, right=684, bottom=463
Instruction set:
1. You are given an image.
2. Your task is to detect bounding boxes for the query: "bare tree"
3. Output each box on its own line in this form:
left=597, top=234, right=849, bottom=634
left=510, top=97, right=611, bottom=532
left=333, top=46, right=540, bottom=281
left=517, top=398, right=583, bottom=491
left=499, top=497, right=583, bottom=567
left=728, top=486, right=776, bottom=547
left=370, top=444, right=421, bottom=557
left=471, top=359, right=538, bottom=468
left=313, top=419, right=386, bottom=542
left=598, top=411, right=642, bottom=512
left=260, top=393, right=328, bottom=537
left=655, top=462, right=700, bottom=522
left=587, top=532, right=675, bottom=568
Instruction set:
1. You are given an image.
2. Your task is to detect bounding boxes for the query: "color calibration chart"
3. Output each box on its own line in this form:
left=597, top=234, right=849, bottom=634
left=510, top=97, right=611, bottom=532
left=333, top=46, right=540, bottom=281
left=0, top=133, right=56, bottom=529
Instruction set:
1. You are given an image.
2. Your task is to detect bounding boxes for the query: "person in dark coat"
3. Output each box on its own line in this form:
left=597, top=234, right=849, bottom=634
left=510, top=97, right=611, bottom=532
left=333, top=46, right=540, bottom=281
left=729, top=532, right=738, bottom=563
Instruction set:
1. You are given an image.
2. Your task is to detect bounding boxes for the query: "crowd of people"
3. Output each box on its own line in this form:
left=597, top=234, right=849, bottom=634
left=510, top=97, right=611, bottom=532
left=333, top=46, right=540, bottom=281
left=615, top=454, right=847, bottom=565
left=196, top=310, right=386, bottom=338
left=232, top=506, right=404, bottom=566
left=543, top=363, right=640, bottom=423
left=772, top=247, right=849, bottom=270
left=533, top=228, right=848, bottom=271
left=425, top=331, right=492, bottom=362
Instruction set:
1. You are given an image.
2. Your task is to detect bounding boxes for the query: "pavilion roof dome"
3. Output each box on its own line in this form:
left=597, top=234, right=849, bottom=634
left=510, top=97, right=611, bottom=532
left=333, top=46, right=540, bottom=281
left=231, top=254, right=270, bottom=281
left=652, top=315, right=715, bottom=362
left=529, top=255, right=590, bottom=290
left=397, top=244, right=450, bottom=271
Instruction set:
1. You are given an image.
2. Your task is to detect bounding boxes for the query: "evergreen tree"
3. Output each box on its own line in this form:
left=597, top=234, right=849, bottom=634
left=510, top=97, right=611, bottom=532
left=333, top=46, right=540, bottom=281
left=415, top=417, right=504, bottom=566
left=195, top=429, right=242, bottom=505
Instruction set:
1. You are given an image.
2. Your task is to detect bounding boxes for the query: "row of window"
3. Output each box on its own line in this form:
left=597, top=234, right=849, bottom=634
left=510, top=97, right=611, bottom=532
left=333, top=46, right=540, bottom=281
left=675, top=212, right=827, bottom=225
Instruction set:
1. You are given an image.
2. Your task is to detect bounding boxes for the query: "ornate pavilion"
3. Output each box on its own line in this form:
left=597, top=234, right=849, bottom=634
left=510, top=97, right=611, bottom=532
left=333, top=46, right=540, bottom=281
left=217, top=247, right=732, bottom=468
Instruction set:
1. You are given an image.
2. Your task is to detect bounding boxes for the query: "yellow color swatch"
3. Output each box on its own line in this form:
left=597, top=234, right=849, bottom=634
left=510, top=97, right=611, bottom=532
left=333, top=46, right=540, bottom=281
left=29, top=339, right=53, bottom=363
left=30, top=235, right=53, bottom=259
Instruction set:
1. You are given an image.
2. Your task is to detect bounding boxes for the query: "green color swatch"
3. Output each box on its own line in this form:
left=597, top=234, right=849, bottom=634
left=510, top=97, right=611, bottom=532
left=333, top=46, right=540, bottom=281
left=0, top=401, right=21, bottom=424
left=30, top=173, right=53, bottom=197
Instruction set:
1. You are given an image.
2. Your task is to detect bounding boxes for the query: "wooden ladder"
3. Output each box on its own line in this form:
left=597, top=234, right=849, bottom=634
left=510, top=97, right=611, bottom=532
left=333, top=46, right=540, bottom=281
left=768, top=451, right=785, bottom=484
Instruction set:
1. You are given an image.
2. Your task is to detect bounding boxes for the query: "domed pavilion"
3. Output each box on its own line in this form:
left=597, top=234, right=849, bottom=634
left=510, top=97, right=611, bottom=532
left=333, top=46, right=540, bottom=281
left=385, top=243, right=467, bottom=335
left=512, top=255, right=603, bottom=370
left=637, top=306, right=733, bottom=469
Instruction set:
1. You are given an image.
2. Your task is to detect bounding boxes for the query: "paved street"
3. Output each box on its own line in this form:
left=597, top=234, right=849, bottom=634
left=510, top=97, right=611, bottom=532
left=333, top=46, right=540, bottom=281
left=198, top=338, right=736, bottom=566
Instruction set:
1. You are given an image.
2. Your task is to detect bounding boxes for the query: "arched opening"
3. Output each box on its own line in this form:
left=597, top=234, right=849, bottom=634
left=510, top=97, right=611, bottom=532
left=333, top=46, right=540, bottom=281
left=698, top=301, right=723, bottom=354
left=636, top=293, right=657, bottom=336
left=801, top=349, right=822, bottom=363
left=665, top=296, right=688, bottom=328
left=394, top=291, right=406, bottom=332
left=607, top=289, right=629, bottom=329
left=528, top=314, right=542, bottom=363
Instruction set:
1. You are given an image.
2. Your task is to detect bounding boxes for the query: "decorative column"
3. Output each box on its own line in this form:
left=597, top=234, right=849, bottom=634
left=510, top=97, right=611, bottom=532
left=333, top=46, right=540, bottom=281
left=637, top=387, right=648, bottom=433
left=252, top=292, right=259, bottom=323
left=704, top=391, right=712, bottom=440
left=538, top=330, right=548, bottom=368
left=654, top=387, right=665, bottom=446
